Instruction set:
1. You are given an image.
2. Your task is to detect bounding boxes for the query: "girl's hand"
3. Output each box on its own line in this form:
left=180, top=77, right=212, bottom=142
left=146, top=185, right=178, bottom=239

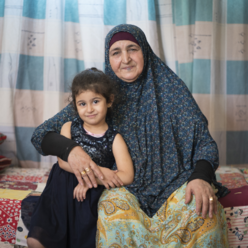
left=97, top=167, right=123, bottom=188
left=73, top=183, right=89, bottom=202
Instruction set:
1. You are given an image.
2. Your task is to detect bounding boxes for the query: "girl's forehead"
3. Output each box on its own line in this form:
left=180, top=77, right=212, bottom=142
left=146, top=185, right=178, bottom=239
left=76, top=89, right=109, bottom=100
left=77, top=89, right=97, bottom=96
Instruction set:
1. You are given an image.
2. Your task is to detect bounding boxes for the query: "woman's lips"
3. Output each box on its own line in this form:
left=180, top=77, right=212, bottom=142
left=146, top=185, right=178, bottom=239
left=123, top=66, right=133, bottom=71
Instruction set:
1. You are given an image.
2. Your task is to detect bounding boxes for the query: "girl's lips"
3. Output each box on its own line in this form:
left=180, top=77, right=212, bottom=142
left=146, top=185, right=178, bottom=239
left=87, top=114, right=97, bottom=118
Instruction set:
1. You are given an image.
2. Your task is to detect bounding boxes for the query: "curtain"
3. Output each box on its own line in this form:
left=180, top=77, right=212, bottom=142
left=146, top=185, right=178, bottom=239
left=170, top=0, right=248, bottom=167
left=0, top=0, right=247, bottom=168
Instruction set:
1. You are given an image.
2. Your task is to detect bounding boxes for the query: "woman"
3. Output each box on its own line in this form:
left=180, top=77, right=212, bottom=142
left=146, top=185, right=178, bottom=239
left=31, top=24, right=229, bottom=247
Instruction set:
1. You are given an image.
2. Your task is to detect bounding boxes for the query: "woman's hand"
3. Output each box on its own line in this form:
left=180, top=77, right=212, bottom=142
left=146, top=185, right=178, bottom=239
left=96, top=167, right=124, bottom=189
left=185, top=179, right=217, bottom=219
left=68, top=146, right=106, bottom=188
left=73, top=183, right=89, bottom=202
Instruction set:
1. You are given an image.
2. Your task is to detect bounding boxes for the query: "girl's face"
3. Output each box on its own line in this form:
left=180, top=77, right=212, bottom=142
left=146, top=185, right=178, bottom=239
left=75, top=90, right=112, bottom=127
left=109, top=40, right=144, bottom=83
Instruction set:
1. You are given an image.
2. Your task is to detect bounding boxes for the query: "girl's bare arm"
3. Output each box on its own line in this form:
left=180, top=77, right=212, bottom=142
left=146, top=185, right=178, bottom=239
left=112, top=134, right=134, bottom=185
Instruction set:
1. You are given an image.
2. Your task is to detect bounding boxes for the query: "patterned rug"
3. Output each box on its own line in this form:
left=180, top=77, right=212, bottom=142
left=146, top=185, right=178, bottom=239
left=0, top=165, right=247, bottom=248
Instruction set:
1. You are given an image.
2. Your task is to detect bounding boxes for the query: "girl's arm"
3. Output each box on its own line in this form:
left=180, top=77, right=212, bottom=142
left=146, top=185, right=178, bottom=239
left=92, top=134, right=134, bottom=187
left=112, top=134, right=134, bottom=185
left=58, top=123, right=123, bottom=189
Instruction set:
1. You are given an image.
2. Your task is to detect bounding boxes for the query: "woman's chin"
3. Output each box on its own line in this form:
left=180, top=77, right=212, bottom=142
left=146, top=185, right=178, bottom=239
left=120, top=75, right=139, bottom=83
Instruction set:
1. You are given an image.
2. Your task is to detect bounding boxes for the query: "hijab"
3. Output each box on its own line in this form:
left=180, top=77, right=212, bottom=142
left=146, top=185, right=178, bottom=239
left=105, top=24, right=218, bottom=217
left=109, top=31, right=139, bottom=48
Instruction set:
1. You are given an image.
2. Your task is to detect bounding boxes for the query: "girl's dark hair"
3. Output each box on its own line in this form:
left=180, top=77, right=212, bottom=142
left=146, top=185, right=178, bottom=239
left=70, top=67, right=117, bottom=114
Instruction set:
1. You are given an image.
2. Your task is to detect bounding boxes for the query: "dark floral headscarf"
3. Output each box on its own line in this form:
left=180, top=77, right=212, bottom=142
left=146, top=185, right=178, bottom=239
left=105, top=24, right=219, bottom=217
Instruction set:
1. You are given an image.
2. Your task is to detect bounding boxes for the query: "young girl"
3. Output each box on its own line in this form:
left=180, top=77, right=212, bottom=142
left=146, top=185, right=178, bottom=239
left=27, top=68, right=134, bottom=248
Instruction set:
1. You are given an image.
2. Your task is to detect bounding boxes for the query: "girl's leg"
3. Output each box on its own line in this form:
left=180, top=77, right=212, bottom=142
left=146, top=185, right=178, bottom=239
left=27, top=237, right=46, bottom=248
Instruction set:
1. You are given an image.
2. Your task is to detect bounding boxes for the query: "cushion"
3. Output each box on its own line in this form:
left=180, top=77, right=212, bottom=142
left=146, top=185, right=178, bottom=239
left=0, top=155, right=12, bottom=171
left=219, top=185, right=248, bottom=208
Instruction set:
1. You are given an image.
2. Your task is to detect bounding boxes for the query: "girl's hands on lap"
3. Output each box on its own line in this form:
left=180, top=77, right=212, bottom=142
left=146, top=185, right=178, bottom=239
left=73, top=183, right=89, bottom=202
left=185, top=179, right=217, bottom=219
left=97, top=167, right=124, bottom=189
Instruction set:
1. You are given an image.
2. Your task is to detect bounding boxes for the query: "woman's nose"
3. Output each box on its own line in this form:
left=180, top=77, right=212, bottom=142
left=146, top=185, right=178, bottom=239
left=122, top=52, right=130, bottom=63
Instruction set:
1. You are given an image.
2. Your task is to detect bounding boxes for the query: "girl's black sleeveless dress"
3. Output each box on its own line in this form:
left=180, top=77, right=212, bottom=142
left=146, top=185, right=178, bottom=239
left=28, top=116, right=118, bottom=248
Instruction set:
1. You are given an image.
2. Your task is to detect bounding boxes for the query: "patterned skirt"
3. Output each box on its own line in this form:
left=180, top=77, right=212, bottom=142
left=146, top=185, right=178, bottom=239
left=97, top=182, right=229, bottom=247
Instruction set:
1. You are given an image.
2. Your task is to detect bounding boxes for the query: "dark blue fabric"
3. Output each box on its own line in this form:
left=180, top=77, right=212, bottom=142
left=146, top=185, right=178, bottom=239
left=105, top=24, right=219, bottom=217
left=21, top=196, right=39, bottom=230
left=28, top=116, right=118, bottom=248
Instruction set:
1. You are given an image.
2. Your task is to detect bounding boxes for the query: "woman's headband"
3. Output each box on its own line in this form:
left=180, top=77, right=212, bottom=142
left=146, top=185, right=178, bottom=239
left=109, top=31, right=139, bottom=48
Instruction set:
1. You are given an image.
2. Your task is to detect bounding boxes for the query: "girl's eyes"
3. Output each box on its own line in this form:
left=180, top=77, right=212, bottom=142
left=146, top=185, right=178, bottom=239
left=79, top=100, right=99, bottom=106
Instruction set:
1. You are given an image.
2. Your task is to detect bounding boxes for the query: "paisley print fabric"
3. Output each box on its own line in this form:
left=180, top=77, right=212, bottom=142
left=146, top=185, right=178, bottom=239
left=97, top=182, right=229, bottom=248
left=105, top=24, right=219, bottom=217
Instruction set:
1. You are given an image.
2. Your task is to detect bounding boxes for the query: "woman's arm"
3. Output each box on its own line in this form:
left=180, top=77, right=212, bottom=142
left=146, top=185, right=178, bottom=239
left=57, top=121, right=74, bottom=173
left=187, top=160, right=215, bottom=184
left=185, top=121, right=218, bottom=219
left=112, top=134, right=134, bottom=185
left=41, top=132, right=79, bottom=162
left=168, top=73, right=219, bottom=219
left=31, top=103, right=77, bottom=156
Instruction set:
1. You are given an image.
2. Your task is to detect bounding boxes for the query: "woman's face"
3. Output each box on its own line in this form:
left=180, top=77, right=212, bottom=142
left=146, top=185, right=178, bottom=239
left=109, top=40, right=144, bottom=83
